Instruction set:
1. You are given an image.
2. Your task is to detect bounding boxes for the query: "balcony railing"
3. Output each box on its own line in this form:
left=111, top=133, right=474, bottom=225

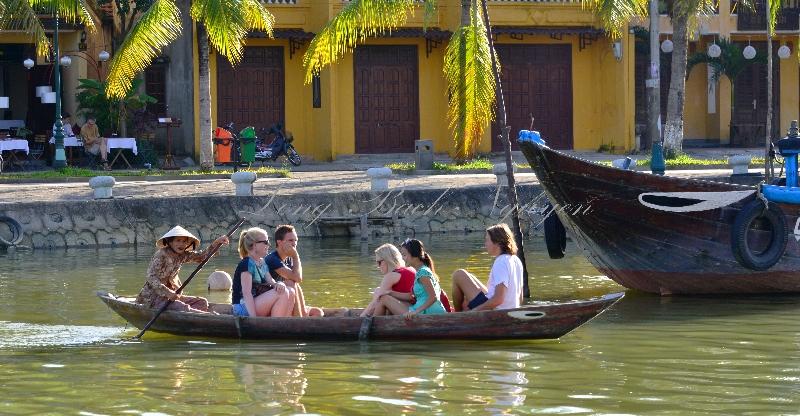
left=737, top=0, right=800, bottom=31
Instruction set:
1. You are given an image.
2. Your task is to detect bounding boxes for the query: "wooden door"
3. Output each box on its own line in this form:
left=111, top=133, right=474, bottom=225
left=217, top=46, right=284, bottom=133
left=492, top=44, right=573, bottom=150
left=732, top=42, right=780, bottom=146
left=354, top=45, right=419, bottom=153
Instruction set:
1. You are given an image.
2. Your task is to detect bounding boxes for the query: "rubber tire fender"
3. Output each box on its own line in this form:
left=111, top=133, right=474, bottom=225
left=731, top=200, right=788, bottom=271
left=0, top=215, right=24, bottom=247
left=544, top=208, right=567, bottom=259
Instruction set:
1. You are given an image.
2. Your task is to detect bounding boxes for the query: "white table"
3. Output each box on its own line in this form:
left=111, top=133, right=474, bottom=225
left=107, top=137, right=138, bottom=169
left=0, top=120, right=25, bottom=130
left=0, top=139, right=30, bottom=171
left=49, top=136, right=83, bottom=165
left=49, top=136, right=82, bottom=147
left=0, top=139, right=29, bottom=154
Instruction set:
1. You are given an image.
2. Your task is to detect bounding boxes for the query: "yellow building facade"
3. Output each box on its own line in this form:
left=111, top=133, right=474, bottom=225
left=195, top=0, right=636, bottom=161
left=654, top=0, right=799, bottom=146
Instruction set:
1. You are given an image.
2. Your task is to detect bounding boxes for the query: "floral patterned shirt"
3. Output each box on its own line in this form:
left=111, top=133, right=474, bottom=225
left=135, top=242, right=222, bottom=307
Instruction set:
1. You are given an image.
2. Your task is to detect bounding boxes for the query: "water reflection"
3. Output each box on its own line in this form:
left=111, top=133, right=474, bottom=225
left=5, top=235, right=800, bottom=413
left=237, top=352, right=309, bottom=414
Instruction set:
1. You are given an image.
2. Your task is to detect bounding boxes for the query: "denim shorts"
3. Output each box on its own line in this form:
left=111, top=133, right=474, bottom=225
left=232, top=302, right=249, bottom=317
left=467, top=292, right=489, bottom=310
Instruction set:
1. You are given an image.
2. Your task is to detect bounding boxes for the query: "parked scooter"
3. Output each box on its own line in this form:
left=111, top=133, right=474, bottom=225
left=255, top=123, right=301, bottom=166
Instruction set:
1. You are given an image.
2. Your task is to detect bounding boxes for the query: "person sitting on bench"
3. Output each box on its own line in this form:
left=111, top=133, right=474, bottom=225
left=80, top=116, right=110, bottom=170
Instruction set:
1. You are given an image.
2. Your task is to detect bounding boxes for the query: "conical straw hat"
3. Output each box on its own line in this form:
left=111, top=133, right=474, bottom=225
left=156, top=225, right=200, bottom=250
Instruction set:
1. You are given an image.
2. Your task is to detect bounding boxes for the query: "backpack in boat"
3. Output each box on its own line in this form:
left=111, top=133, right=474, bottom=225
left=439, top=290, right=452, bottom=312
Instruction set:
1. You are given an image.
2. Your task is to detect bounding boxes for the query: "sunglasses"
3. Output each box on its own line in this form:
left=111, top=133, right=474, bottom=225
left=255, top=240, right=270, bottom=246
left=375, top=259, right=384, bottom=266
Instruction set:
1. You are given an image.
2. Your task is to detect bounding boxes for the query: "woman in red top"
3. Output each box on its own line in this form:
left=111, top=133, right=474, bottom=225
left=361, top=243, right=416, bottom=317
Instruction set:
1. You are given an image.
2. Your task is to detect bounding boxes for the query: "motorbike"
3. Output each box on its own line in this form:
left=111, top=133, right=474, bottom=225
left=255, top=123, right=301, bottom=166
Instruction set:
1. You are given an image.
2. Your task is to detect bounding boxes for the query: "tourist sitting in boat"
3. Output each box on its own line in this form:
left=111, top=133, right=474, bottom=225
left=231, top=227, right=295, bottom=317
left=451, top=223, right=524, bottom=311
left=360, top=243, right=416, bottom=317
left=377, top=239, right=447, bottom=317
left=135, top=226, right=230, bottom=312
left=266, top=225, right=324, bottom=317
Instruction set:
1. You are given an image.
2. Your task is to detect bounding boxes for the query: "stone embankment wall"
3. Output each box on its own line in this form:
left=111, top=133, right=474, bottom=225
left=0, top=185, right=549, bottom=249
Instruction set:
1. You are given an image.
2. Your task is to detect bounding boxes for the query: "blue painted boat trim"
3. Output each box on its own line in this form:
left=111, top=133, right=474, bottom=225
left=762, top=184, right=800, bottom=204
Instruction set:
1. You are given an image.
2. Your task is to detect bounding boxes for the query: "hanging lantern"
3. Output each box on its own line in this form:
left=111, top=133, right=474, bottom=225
left=661, top=39, right=674, bottom=53
left=708, top=43, right=721, bottom=58
left=59, top=56, right=72, bottom=67
left=777, top=45, right=791, bottom=59
left=23, top=58, right=34, bottom=69
left=743, top=45, right=757, bottom=60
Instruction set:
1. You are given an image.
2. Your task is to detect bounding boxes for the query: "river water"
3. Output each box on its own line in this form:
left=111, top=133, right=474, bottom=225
left=2, top=233, right=799, bottom=414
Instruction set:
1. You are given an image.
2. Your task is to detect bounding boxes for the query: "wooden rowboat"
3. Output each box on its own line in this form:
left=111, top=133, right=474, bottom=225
left=518, top=137, right=800, bottom=295
left=97, top=291, right=623, bottom=341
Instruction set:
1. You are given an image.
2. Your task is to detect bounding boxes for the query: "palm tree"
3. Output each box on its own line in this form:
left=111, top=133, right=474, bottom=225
left=303, top=0, right=538, bottom=296
left=0, top=0, right=96, bottom=57
left=661, top=0, right=716, bottom=155
left=103, top=0, right=275, bottom=171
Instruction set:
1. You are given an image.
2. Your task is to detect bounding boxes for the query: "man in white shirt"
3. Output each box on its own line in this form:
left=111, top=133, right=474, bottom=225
left=52, top=112, right=75, bottom=138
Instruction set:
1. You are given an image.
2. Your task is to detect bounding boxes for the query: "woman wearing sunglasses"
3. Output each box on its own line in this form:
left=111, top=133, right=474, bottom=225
left=231, top=227, right=296, bottom=317
left=361, top=243, right=416, bottom=317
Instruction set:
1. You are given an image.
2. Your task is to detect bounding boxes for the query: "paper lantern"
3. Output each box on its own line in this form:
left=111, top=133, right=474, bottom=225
left=743, top=45, right=757, bottom=60
left=42, top=92, right=56, bottom=104
left=35, top=85, right=52, bottom=98
left=778, top=45, right=791, bottom=59
left=661, top=39, right=674, bottom=53
left=708, top=43, right=721, bottom=58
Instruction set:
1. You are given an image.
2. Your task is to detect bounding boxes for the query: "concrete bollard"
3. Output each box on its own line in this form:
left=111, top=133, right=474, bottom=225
left=89, top=176, right=115, bottom=199
left=492, top=163, right=517, bottom=186
left=728, top=155, right=751, bottom=175
left=208, top=270, right=233, bottom=291
left=231, top=171, right=257, bottom=196
left=366, top=167, right=392, bottom=191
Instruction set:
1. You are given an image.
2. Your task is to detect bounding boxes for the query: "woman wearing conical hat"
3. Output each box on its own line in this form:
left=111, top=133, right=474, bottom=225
left=135, top=226, right=230, bottom=312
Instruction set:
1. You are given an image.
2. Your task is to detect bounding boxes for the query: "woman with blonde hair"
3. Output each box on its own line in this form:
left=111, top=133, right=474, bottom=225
left=378, top=239, right=447, bottom=317
left=451, top=223, right=524, bottom=311
left=361, top=243, right=416, bottom=317
left=231, top=227, right=295, bottom=317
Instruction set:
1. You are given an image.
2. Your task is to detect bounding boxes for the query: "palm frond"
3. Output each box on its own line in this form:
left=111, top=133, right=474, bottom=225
left=0, top=0, right=51, bottom=57
left=28, top=0, right=96, bottom=29
left=423, top=0, right=437, bottom=30
left=581, top=0, right=647, bottom=38
left=302, top=0, right=416, bottom=84
left=105, top=0, right=181, bottom=98
left=443, top=2, right=496, bottom=160
left=242, top=0, right=275, bottom=36
left=190, top=0, right=248, bottom=65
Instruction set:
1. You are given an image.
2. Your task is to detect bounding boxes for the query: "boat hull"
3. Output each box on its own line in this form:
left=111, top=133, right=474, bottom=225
left=97, top=291, right=623, bottom=341
left=519, top=140, right=800, bottom=295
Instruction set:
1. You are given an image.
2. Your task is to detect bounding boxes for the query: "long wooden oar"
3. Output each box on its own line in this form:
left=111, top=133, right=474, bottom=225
left=134, top=218, right=246, bottom=339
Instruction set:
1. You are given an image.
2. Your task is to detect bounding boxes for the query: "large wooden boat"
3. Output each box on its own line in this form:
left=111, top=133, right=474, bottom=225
left=97, top=291, right=623, bottom=341
left=519, top=138, right=800, bottom=295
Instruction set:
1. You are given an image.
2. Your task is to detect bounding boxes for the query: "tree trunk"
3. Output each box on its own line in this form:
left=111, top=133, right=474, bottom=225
left=646, top=0, right=661, bottom=160
left=197, top=24, right=214, bottom=171
left=480, top=0, right=531, bottom=299
left=663, top=10, right=689, bottom=155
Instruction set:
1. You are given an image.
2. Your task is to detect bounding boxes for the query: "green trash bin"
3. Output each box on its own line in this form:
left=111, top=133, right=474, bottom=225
left=239, top=126, right=257, bottom=164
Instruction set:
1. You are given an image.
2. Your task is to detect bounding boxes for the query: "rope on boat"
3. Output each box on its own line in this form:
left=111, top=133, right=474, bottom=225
left=358, top=316, right=373, bottom=341
left=756, top=181, right=769, bottom=211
